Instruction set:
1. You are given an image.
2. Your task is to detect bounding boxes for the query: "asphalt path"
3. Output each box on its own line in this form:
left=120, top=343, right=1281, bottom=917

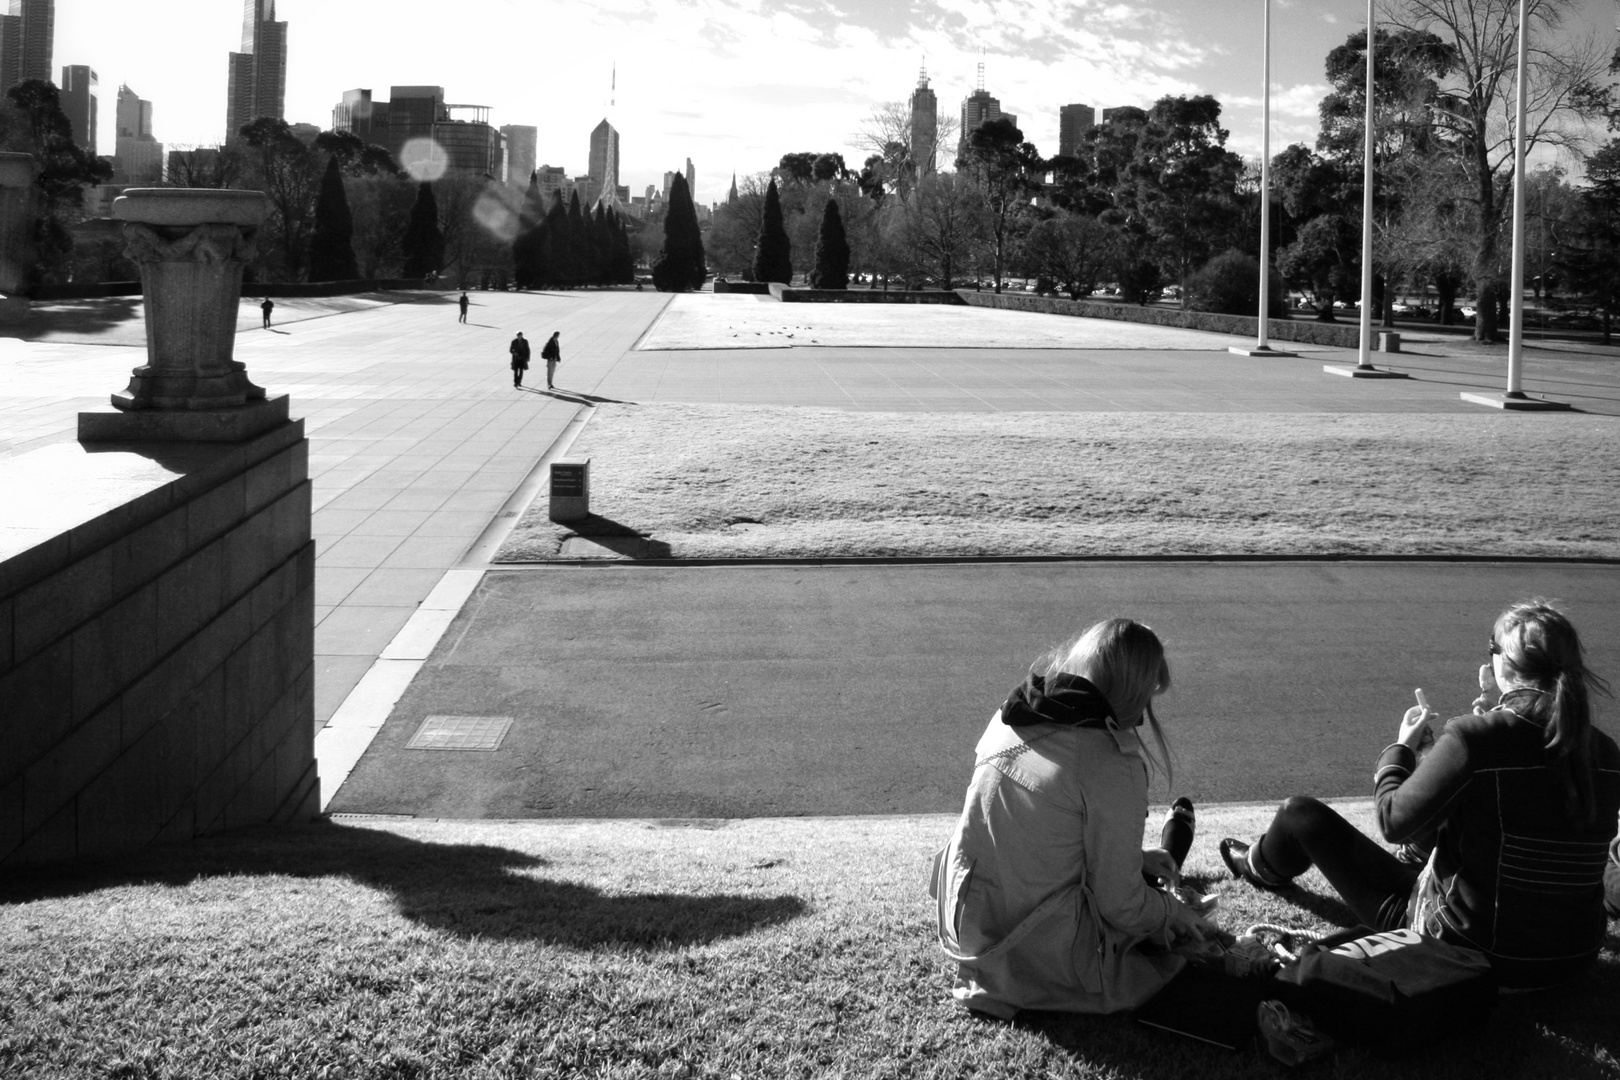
left=329, top=559, right=1620, bottom=819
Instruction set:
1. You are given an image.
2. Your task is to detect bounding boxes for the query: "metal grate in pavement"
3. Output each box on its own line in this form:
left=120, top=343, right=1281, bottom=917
left=405, top=715, right=514, bottom=751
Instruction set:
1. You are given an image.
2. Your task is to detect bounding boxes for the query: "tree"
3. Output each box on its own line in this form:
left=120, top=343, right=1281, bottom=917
left=401, top=181, right=444, bottom=279
left=1386, top=0, right=1611, bottom=341
left=1130, top=96, right=1245, bottom=302
left=1271, top=143, right=1361, bottom=318
left=1019, top=212, right=1120, bottom=299
left=752, top=177, right=792, bottom=284
left=238, top=117, right=322, bottom=281
left=511, top=173, right=548, bottom=287
left=706, top=172, right=770, bottom=277
left=308, top=155, right=359, bottom=282
left=961, top=117, right=1043, bottom=292
left=893, top=172, right=982, bottom=289
left=809, top=198, right=850, bottom=289
left=854, top=99, right=960, bottom=197
left=1, top=79, right=113, bottom=285
left=565, top=190, right=589, bottom=286
left=1557, top=140, right=1620, bottom=342
left=653, top=172, right=707, bottom=291
left=1185, top=248, right=1289, bottom=317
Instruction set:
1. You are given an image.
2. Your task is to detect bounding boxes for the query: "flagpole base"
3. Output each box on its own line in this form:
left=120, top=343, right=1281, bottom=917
left=1323, top=364, right=1409, bottom=379
left=1459, top=391, right=1571, bottom=411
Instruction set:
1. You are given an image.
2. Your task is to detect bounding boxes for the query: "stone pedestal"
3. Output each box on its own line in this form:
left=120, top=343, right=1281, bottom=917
left=80, top=189, right=280, bottom=442
left=0, top=152, right=38, bottom=324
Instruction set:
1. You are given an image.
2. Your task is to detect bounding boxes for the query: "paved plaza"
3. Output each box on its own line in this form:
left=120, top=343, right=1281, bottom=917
left=5, top=289, right=1620, bottom=818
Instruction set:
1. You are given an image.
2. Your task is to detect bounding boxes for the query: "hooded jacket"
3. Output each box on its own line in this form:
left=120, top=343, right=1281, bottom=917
left=930, top=673, right=1187, bottom=1017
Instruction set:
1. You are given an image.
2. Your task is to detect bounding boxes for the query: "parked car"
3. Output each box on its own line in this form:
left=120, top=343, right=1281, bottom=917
left=1460, top=305, right=1477, bottom=319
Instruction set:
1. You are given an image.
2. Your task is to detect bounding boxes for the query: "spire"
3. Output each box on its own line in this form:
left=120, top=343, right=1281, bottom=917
left=918, top=59, right=929, bottom=89
left=727, top=171, right=738, bottom=204
left=977, top=53, right=985, bottom=93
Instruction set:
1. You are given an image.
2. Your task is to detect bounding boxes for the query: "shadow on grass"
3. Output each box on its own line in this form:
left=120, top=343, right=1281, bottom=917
left=562, top=513, right=672, bottom=559
left=0, top=820, right=807, bottom=950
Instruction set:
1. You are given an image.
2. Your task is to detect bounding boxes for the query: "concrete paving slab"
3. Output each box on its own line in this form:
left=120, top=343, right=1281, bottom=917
left=328, top=560, right=1620, bottom=820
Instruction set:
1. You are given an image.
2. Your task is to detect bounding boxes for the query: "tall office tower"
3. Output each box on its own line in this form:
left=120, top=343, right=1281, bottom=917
left=58, top=64, right=96, bottom=150
left=1057, top=103, right=1094, bottom=158
left=662, top=170, right=676, bottom=201
left=959, top=63, right=1015, bottom=158
left=0, top=0, right=51, bottom=91
left=684, top=158, right=694, bottom=197
left=588, top=119, right=618, bottom=199
left=225, top=0, right=286, bottom=143
left=501, top=124, right=536, bottom=187
left=909, top=64, right=937, bottom=178
left=114, top=83, right=162, bottom=184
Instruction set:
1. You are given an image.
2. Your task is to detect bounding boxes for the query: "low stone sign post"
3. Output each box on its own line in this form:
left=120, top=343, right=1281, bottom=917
left=549, top=458, right=591, bottom=522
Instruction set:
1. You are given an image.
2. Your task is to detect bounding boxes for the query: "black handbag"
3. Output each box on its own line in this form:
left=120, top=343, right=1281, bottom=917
left=1272, top=926, right=1496, bottom=1057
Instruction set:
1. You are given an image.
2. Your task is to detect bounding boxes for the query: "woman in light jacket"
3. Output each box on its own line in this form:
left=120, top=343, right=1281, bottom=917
left=931, top=618, right=1216, bottom=1018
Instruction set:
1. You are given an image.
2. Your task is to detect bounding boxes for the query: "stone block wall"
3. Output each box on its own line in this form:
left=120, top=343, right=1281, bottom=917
left=0, top=420, right=317, bottom=867
left=956, top=290, right=1365, bottom=348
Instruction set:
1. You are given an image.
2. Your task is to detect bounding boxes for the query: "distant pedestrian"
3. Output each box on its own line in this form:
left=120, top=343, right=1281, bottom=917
left=261, top=297, right=274, bottom=328
left=509, top=332, right=531, bottom=388
left=458, top=293, right=469, bottom=323
left=541, top=331, right=561, bottom=389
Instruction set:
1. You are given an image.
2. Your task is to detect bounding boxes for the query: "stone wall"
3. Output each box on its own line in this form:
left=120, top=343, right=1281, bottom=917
left=956, top=290, right=1365, bottom=349
left=0, top=420, right=317, bottom=867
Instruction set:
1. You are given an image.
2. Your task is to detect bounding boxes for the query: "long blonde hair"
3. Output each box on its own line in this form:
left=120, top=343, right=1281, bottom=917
left=1041, top=618, right=1174, bottom=787
left=1494, top=599, right=1611, bottom=823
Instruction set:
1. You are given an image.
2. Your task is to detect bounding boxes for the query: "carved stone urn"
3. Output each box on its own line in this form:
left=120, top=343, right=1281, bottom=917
left=80, top=188, right=289, bottom=441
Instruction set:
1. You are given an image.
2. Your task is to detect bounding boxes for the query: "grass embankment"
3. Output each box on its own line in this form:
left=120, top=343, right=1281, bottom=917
left=498, top=406, right=1620, bottom=562
left=4, top=807, right=1616, bottom=1078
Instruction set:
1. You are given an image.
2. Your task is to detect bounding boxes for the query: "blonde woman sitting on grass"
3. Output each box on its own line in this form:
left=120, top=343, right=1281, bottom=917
left=931, top=618, right=1215, bottom=1018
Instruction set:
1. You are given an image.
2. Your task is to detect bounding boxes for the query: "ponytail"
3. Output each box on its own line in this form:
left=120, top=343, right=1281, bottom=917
left=1496, top=600, right=1612, bottom=824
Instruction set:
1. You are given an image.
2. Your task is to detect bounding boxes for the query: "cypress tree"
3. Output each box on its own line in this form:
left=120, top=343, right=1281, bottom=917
left=589, top=202, right=610, bottom=284
left=511, top=171, right=547, bottom=288
left=308, top=155, right=358, bottom=282
left=809, top=197, right=850, bottom=290
left=401, top=181, right=444, bottom=279
left=752, top=178, right=792, bottom=285
left=540, top=190, right=568, bottom=287
left=653, top=172, right=706, bottom=291
left=565, top=189, right=588, bottom=286
left=610, top=209, right=635, bottom=284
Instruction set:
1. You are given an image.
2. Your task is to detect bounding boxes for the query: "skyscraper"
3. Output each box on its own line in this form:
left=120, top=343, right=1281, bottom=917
left=588, top=119, right=618, bottom=200
left=908, top=65, right=937, bottom=178
left=685, top=158, right=695, bottom=198
left=226, top=0, right=286, bottom=143
left=501, top=124, right=536, bottom=187
left=115, top=83, right=163, bottom=185
left=58, top=63, right=95, bottom=150
left=959, top=64, right=1016, bottom=158
left=1058, top=104, right=1094, bottom=159
left=0, top=0, right=52, bottom=91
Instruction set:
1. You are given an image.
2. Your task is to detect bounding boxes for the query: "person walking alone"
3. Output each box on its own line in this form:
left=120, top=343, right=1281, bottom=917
left=542, top=331, right=561, bottom=390
left=458, top=293, right=469, bottom=323
left=261, top=297, right=274, bottom=329
left=509, top=332, right=531, bottom=388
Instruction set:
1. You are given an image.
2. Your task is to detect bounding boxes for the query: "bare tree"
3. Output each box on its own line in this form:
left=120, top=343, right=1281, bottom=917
left=892, top=172, right=984, bottom=289
left=1386, top=0, right=1610, bottom=341
left=853, top=100, right=960, bottom=196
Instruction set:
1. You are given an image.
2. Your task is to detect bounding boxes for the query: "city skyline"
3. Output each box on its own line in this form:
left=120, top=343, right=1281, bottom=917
left=49, top=0, right=1620, bottom=204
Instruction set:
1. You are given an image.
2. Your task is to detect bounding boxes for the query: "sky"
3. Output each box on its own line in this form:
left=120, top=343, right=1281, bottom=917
left=55, top=0, right=1620, bottom=206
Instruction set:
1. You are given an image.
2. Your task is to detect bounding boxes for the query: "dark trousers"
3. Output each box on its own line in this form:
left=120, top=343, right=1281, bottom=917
left=1254, top=796, right=1418, bottom=931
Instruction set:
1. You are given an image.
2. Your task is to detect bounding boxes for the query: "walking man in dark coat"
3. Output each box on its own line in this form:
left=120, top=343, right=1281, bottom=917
left=261, top=297, right=274, bottom=328
left=541, top=331, right=561, bottom=389
left=509, top=332, right=531, bottom=387
left=458, top=293, right=469, bottom=323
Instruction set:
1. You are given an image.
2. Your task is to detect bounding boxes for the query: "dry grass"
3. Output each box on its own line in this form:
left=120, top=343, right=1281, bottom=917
left=498, top=405, right=1620, bottom=562
left=4, top=806, right=1616, bottom=1078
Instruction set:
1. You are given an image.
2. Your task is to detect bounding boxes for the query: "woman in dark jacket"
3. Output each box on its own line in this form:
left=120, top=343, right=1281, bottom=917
left=1221, top=599, right=1620, bottom=990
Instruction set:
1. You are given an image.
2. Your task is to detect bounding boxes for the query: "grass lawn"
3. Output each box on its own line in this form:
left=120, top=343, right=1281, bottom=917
left=498, top=405, right=1620, bottom=562
left=3, top=806, right=1617, bottom=1078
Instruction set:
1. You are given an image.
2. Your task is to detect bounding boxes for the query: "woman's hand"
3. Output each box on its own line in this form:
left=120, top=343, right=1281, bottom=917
left=1472, top=663, right=1499, bottom=715
left=1397, top=702, right=1437, bottom=751
left=1141, top=847, right=1180, bottom=891
left=1168, top=896, right=1217, bottom=943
